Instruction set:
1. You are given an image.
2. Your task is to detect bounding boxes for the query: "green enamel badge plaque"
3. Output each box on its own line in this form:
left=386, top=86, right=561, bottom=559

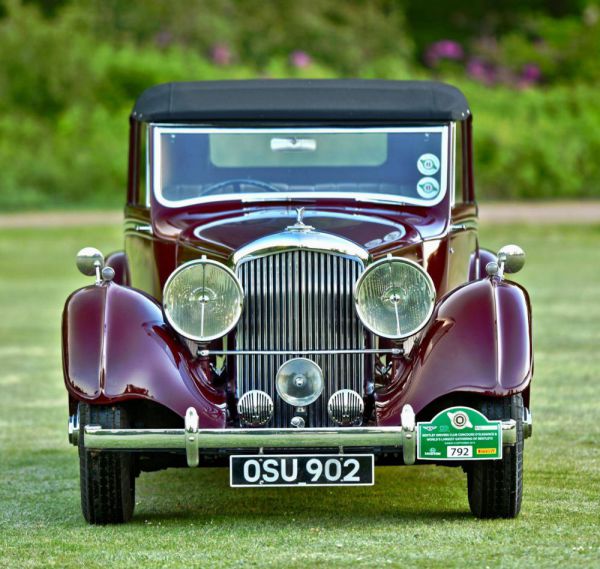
left=417, top=407, right=502, bottom=461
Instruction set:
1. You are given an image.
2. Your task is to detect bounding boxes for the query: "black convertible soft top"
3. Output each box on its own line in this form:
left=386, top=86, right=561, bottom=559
left=132, top=79, right=470, bottom=122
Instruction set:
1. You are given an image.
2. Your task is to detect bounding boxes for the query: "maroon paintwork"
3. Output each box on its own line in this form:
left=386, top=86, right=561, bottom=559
left=105, top=251, right=130, bottom=286
left=62, top=282, right=226, bottom=426
left=376, top=277, right=532, bottom=424
left=62, top=115, right=533, bottom=429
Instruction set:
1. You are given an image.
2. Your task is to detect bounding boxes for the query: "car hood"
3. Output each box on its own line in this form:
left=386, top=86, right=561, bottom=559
left=167, top=205, right=446, bottom=262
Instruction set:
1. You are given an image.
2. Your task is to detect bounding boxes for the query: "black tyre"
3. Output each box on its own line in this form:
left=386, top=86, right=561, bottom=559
left=466, top=394, right=524, bottom=519
left=78, top=403, right=135, bottom=524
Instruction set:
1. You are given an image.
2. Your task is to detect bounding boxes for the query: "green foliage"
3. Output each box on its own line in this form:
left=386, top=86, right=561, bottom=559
left=466, top=82, right=600, bottom=199
left=0, top=0, right=599, bottom=209
left=84, top=0, right=414, bottom=74
left=475, top=11, right=600, bottom=85
left=0, top=1, right=256, bottom=209
left=403, top=0, right=589, bottom=55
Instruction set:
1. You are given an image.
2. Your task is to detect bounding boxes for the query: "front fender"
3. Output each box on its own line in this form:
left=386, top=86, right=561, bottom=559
left=62, top=282, right=226, bottom=427
left=105, top=251, right=130, bottom=286
left=469, top=247, right=496, bottom=281
left=376, top=277, right=532, bottom=425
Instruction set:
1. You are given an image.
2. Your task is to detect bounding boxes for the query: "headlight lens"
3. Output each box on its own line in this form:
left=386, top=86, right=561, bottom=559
left=276, top=358, right=324, bottom=407
left=354, top=258, right=435, bottom=339
left=163, top=259, right=243, bottom=342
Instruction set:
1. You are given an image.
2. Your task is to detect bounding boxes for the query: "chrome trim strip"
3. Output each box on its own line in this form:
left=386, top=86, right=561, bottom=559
left=124, top=218, right=155, bottom=239
left=134, top=224, right=153, bottom=235
left=401, top=404, right=416, bottom=464
left=151, top=125, right=449, bottom=208
left=185, top=407, right=200, bottom=467
left=199, top=348, right=402, bottom=356
left=68, top=413, right=79, bottom=446
left=232, top=230, right=369, bottom=266
left=502, top=419, right=517, bottom=445
left=450, top=220, right=478, bottom=232
left=85, top=425, right=407, bottom=450
left=450, top=121, right=456, bottom=208
left=82, top=406, right=517, bottom=468
left=523, top=408, right=533, bottom=439
left=81, top=427, right=520, bottom=451
left=140, top=122, right=150, bottom=208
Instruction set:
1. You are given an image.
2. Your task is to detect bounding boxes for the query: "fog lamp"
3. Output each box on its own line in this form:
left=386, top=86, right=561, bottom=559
left=238, top=390, right=274, bottom=427
left=328, top=389, right=364, bottom=426
left=276, top=358, right=323, bottom=407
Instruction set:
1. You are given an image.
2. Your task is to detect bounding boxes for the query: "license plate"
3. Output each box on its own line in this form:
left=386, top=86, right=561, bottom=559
left=230, top=454, right=374, bottom=487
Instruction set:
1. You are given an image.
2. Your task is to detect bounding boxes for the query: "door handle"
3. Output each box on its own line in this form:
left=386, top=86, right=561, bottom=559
left=134, top=224, right=153, bottom=235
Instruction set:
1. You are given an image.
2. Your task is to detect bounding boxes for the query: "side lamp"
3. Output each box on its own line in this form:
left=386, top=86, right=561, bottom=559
left=76, top=247, right=115, bottom=285
left=486, top=244, right=526, bottom=279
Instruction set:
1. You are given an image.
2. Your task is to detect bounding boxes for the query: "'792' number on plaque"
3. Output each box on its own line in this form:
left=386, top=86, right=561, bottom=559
left=447, top=445, right=472, bottom=457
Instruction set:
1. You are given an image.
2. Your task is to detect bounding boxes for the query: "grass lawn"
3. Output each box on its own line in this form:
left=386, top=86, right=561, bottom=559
left=0, top=222, right=599, bottom=568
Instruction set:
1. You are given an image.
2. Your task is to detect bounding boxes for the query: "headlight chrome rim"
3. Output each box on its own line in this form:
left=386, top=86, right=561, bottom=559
left=354, top=257, right=436, bottom=340
left=163, top=258, right=244, bottom=343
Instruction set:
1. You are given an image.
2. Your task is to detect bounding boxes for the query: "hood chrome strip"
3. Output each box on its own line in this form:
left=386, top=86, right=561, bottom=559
left=232, top=229, right=369, bottom=267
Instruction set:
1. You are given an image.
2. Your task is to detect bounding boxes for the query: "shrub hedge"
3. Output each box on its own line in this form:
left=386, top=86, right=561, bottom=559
left=0, top=1, right=598, bottom=209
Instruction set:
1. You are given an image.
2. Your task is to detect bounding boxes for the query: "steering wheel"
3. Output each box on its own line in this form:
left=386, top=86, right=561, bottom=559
left=199, top=178, right=282, bottom=197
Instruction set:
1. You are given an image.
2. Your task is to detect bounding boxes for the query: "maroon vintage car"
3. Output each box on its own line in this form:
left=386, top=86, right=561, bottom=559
left=63, top=80, right=533, bottom=524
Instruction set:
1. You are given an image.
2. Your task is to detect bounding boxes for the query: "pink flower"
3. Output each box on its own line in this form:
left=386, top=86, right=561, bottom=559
left=424, top=40, right=464, bottom=66
left=521, top=64, right=541, bottom=83
left=211, top=44, right=232, bottom=66
left=466, top=58, right=496, bottom=85
left=290, top=50, right=312, bottom=69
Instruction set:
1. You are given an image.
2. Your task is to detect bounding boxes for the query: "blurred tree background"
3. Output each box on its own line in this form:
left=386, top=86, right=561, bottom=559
left=0, top=0, right=599, bottom=209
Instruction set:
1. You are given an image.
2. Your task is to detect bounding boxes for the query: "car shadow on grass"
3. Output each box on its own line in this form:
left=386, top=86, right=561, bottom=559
left=133, top=464, right=472, bottom=524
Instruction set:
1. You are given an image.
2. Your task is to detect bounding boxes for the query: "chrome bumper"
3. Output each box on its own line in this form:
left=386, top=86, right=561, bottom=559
left=80, top=406, right=519, bottom=467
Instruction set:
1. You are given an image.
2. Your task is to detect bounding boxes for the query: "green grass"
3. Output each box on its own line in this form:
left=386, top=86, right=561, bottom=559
left=0, top=223, right=599, bottom=568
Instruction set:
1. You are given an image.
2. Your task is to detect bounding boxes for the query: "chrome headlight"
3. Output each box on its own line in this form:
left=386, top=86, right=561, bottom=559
left=163, top=259, right=243, bottom=342
left=276, top=358, right=324, bottom=407
left=354, top=257, right=435, bottom=339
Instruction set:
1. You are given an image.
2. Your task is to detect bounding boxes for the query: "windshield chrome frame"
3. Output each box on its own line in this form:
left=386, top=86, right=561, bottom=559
left=151, top=125, right=450, bottom=208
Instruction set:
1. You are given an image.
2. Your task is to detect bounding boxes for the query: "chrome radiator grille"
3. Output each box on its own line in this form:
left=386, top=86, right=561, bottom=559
left=236, top=250, right=366, bottom=427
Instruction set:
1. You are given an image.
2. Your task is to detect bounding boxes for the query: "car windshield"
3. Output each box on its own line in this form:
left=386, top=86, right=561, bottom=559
left=153, top=126, right=449, bottom=206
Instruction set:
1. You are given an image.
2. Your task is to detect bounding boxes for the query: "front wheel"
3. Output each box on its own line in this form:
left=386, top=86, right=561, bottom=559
left=78, top=403, right=136, bottom=524
left=466, top=394, right=524, bottom=519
